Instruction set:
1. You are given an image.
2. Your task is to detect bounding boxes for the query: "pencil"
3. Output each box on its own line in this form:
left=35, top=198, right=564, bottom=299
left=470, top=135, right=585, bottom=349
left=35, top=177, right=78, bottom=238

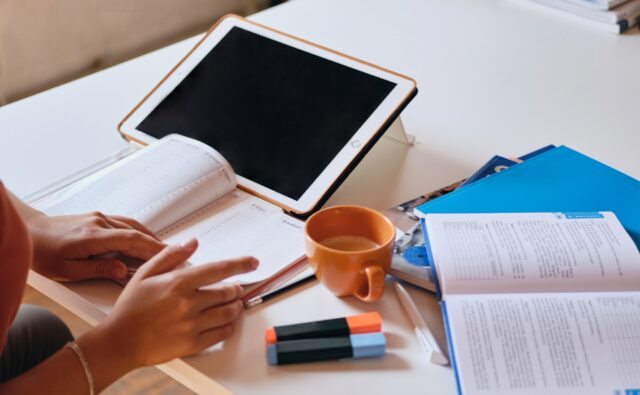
left=244, top=274, right=316, bottom=308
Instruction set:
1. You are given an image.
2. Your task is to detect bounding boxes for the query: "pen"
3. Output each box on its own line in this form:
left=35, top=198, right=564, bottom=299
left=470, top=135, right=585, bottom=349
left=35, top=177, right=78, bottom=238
left=393, top=281, right=449, bottom=366
left=244, top=274, right=316, bottom=308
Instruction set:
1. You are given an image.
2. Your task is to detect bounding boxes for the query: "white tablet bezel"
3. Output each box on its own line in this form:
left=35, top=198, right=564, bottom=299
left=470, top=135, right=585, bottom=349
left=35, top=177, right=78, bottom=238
left=119, top=14, right=416, bottom=216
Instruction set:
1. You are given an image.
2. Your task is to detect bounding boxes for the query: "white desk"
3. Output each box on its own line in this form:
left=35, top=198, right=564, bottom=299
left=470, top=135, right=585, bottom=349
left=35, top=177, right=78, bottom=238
left=1, top=0, right=639, bottom=394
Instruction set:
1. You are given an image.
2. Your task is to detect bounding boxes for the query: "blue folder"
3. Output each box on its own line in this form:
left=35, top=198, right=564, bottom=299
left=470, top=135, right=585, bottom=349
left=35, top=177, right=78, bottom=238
left=416, top=146, right=640, bottom=248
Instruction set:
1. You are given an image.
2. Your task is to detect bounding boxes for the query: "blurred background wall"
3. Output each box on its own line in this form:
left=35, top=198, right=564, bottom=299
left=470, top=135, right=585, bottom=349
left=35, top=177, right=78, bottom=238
left=0, top=0, right=273, bottom=105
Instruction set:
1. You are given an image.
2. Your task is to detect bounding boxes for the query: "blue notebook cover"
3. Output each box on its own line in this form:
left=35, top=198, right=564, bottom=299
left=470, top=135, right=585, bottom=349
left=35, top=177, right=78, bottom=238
left=416, top=146, right=640, bottom=248
left=458, top=155, right=517, bottom=187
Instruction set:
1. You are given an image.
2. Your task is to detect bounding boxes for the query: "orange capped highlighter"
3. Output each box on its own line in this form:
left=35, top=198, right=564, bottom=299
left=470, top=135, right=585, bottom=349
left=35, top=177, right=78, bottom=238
left=265, top=312, right=381, bottom=345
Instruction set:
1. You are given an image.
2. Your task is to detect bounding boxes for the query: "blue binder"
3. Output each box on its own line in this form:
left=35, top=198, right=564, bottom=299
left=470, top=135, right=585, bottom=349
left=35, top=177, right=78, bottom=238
left=416, top=146, right=640, bottom=247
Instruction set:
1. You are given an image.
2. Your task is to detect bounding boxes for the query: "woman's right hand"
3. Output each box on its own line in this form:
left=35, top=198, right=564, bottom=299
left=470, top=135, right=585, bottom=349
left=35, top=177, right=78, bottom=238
left=0, top=239, right=258, bottom=395
left=86, top=238, right=258, bottom=369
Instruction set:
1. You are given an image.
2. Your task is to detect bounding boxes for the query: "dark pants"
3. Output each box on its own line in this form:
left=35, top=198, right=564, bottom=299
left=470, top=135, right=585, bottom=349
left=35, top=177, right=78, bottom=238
left=0, top=304, right=73, bottom=382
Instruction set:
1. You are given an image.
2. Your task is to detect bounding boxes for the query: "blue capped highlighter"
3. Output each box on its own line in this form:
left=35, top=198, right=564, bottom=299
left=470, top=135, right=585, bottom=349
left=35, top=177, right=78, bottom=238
left=266, top=332, right=386, bottom=365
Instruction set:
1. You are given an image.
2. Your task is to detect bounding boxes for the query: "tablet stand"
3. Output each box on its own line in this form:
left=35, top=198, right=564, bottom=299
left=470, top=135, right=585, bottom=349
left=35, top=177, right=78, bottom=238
left=384, top=118, right=415, bottom=145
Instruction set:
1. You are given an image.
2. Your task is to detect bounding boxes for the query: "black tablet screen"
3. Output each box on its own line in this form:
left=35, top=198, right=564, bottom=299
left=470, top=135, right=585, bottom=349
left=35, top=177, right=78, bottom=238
left=137, top=26, right=396, bottom=200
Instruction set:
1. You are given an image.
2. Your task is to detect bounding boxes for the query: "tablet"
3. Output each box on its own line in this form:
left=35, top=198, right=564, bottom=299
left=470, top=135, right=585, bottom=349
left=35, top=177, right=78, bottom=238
left=119, top=14, right=417, bottom=216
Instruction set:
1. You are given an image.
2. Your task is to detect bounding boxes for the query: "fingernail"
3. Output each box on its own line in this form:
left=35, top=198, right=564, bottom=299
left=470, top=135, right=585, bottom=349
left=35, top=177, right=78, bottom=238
left=113, top=265, right=128, bottom=279
left=235, top=284, right=244, bottom=296
left=250, top=258, right=259, bottom=269
left=180, top=238, right=198, bottom=251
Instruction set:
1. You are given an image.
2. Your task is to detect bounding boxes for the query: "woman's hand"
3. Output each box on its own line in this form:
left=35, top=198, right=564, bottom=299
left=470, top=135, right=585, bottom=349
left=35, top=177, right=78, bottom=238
left=0, top=239, right=258, bottom=395
left=89, top=238, right=258, bottom=369
left=26, top=211, right=165, bottom=281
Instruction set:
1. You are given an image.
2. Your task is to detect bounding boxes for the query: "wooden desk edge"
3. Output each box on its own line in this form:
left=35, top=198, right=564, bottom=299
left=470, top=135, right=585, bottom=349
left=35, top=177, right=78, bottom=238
left=27, top=270, right=233, bottom=395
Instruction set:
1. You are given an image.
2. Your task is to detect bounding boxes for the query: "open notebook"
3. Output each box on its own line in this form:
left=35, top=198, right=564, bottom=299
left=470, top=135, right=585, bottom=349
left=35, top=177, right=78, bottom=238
left=40, top=134, right=307, bottom=287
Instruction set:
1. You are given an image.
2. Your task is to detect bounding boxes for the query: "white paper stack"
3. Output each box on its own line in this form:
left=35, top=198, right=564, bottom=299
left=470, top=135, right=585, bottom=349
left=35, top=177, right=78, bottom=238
left=522, top=0, right=640, bottom=33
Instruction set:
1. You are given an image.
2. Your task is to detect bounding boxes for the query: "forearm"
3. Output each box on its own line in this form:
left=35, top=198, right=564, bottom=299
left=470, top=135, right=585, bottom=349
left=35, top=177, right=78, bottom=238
left=0, top=326, right=134, bottom=394
left=7, top=191, right=44, bottom=222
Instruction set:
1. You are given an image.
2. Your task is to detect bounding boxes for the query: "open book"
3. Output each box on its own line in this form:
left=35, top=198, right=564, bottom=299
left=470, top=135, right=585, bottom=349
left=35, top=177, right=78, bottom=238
left=41, top=134, right=307, bottom=287
left=423, top=212, right=640, bottom=395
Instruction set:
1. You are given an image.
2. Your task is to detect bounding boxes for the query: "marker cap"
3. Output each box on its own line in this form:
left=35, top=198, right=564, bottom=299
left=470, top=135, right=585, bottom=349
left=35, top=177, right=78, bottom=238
left=351, top=332, right=386, bottom=359
left=265, top=328, right=277, bottom=344
left=346, top=312, right=381, bottom=334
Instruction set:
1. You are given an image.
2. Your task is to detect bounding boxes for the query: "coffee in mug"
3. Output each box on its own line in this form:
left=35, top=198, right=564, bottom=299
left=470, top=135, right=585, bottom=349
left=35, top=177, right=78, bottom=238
left=304, top=205, right=395, bottom=302
left=320, top=235, right=380, bottom=251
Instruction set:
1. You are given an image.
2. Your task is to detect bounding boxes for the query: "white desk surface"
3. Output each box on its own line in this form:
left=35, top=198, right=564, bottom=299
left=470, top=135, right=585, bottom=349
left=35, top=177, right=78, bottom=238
left=2, top=0, right=640, bottom=394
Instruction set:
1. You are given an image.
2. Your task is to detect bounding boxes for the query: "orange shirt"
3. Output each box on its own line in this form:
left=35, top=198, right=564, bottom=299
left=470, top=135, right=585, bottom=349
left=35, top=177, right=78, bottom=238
left=0, top=182, right=32, bottom=353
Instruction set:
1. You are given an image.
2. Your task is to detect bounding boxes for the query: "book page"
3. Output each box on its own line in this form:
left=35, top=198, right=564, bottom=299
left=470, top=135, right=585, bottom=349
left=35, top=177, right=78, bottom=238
left=426, top=212, right=640, bottom=295
left=43, top=134, right=237, bottom=233
left=158, top=189, right=305, bottom=284
left=444, top=292, right=640, bottom=395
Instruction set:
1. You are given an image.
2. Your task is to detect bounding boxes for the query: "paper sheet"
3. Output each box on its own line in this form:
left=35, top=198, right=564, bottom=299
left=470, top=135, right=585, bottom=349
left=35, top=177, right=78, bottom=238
left=445, top=292, right=640, bottom=395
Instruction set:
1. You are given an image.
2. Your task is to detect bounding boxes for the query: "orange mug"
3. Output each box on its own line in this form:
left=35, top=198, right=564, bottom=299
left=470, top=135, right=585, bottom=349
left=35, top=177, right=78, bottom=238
left=304, top=205, right=396, bottom=302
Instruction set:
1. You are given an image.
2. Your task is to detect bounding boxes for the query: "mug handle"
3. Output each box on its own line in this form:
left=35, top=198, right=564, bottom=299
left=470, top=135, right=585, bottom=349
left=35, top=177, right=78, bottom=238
left=354, top=266, right=385, bottom=302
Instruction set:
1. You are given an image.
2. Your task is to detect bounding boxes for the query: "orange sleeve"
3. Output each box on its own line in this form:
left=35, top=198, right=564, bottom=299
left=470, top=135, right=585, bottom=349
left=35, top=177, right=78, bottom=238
left=0, top=182, right=32, bottom=353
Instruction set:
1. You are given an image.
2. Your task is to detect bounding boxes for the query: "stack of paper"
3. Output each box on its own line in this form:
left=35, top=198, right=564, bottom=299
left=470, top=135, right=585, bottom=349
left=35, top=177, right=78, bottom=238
left=522, top=0, right=640, bottom=33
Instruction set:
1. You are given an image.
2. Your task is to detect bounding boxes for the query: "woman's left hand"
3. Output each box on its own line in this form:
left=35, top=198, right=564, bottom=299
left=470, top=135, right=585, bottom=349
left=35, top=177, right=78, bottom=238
left=26, top=211, right=166, bottom=281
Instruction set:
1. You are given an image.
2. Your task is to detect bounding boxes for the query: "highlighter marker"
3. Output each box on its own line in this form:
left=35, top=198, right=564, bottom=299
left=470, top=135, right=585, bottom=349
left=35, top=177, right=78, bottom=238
left=264, top=312, right=381, bottom=345
left=266, top=332, right=386, bottom=365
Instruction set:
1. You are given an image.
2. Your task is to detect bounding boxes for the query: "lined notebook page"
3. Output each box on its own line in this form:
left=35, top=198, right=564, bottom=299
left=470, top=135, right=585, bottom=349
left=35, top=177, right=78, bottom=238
left=45, top=135, right=237, bottom=233
left=159, top=189, right=305, bottom=284
left=42, top=134, right=305, bottom=284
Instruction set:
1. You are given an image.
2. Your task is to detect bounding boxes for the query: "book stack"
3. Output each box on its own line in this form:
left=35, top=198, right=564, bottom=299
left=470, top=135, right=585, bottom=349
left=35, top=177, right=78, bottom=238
left=524, top=0, right=640, bottom=33
left=387, top=143, right=640, bottom=292
left=385, top=145, right=556, bottom=292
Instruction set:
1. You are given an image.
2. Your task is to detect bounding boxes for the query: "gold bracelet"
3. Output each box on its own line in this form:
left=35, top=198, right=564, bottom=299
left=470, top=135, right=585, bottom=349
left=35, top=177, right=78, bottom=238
left=66, top=341, right=96, bottom=395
